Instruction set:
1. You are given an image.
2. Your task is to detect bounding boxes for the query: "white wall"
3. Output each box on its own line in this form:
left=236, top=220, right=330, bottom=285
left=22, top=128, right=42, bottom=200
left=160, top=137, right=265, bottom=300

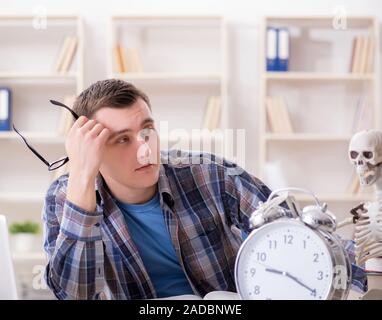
left=0, top=0, right=381, bottom=175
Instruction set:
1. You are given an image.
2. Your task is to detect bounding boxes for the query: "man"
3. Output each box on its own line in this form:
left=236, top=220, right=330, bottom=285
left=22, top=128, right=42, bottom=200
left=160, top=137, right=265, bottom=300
left=43, top=79, right=366, bottom=299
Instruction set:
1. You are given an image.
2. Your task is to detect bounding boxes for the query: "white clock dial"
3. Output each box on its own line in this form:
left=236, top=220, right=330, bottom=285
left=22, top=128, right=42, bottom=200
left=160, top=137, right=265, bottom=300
left=236, top=220, right=334, bottom=300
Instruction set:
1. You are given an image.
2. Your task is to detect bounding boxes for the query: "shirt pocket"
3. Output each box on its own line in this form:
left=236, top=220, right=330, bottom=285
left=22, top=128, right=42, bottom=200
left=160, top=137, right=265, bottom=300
left=182, top=215, right=222, bottom=255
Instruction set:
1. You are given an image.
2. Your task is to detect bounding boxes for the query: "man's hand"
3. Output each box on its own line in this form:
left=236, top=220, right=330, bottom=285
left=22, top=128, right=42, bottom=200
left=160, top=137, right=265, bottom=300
left=66, top=116, right=111, bottom=212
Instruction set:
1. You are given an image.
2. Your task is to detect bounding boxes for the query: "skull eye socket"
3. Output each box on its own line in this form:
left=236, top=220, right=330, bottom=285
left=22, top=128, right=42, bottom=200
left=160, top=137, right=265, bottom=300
left=363, top=151, right=373, bottom=159
left=350, top=151, right=359, bottom=159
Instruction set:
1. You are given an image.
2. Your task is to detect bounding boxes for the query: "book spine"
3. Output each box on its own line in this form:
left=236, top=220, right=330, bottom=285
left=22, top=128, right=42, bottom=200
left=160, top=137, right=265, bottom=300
left=352, top=36, right=363, bottom=73
left=349, top=37, right=357, bottom=72
left=277, top=28, right=289, bottom=72
left=55, top=36, right=71, bottom=72
left=266, top=28, right=278, bottom=71
left=0, top=88, right=11, bottom=131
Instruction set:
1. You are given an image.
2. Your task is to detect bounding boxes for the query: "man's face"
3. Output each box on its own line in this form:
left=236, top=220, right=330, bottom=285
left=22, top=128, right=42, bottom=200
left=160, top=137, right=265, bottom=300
left=94, top=98, right=160, bottom=190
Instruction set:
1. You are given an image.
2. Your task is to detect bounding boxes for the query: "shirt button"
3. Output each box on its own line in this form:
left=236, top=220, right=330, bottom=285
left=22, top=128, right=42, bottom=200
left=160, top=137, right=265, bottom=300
left=95, top=222, right=100, bottom=227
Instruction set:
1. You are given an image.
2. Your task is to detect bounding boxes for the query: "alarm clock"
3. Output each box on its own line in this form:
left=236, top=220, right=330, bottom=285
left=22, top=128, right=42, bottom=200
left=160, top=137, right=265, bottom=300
left=235, top=187, right=352, bottom=300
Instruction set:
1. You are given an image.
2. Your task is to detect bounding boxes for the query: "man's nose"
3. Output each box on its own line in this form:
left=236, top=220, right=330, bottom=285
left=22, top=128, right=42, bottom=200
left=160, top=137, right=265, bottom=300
left=136, top=140, right=152, bottom=164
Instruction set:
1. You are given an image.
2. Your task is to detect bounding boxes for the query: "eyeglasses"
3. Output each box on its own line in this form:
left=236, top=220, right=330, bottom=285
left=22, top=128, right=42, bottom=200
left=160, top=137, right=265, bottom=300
left=13, top=99, right=79, bottom=171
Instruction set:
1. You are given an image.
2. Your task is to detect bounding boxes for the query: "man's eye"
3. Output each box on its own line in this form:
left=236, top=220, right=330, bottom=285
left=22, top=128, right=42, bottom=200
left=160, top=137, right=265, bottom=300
left=117, top=137, right=130, bottom=144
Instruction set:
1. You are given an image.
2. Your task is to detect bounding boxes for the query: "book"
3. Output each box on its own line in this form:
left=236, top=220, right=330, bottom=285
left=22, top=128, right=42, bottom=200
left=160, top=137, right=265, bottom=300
left=60, top=37, right=78, bottom=73
left=350, top=36, right=374, bottom=74
left=119, top=46, right=128, bottom=73
left=57, top=95, right=76, bottom=136
left=114, top=45, right=143, bottom=73
left=55, top=36, right=71, bottom=72
left=266, top=96, right=293, bottom=133
left=126, top=48, right=143, bottom=73
left=349, top=37, right=357, bottom=72
left=365, top=37, right=375, bottom=73
left=114, top=45, right=124, bottom=73
left=155, top=291, right=240, bottom=300
left=359, top=36, right=369, bottom=73
left=351, top=36, right=363, bottom=73
left=202, top=96, right=221, bottom=131
left=0, top=87, right=11, bottom=131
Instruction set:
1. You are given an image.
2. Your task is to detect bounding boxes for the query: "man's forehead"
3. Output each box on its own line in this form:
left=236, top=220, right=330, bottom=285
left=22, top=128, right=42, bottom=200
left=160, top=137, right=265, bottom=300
left=94, top=101, right=152, bottom=130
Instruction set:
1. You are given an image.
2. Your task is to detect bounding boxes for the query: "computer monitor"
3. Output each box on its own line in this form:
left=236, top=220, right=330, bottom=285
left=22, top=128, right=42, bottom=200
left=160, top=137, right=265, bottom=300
left=0, top=215, right=18, bottom=299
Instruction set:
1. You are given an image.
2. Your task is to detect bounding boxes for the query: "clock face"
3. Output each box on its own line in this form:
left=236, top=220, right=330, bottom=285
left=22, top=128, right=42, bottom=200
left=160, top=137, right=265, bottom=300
left=235, top=220, right=334, bottom=300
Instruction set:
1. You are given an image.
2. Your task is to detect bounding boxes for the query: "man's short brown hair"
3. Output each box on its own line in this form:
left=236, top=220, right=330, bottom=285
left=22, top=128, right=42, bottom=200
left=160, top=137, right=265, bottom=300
left=73, top=79, right=151, bottom=118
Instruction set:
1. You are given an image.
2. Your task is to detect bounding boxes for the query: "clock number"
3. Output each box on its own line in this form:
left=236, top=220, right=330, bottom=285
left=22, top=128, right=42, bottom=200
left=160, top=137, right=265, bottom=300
left=317, top=271, right=323, bottom=280
left=313, top=253, right=319, bottom=263
left=333, top=265, right=347, bottom=290
left=310, top=289, right=317, bottom=297
left=256, top=252, right=267, bottom=262
left=303, top=240, right=306, bottom=249
left=283, top=234, right=293, bottom=245
left=268, top=240, right=277, bottom=249
left=250, top=268, right=256, bottom=277
left=254, top=285, right=260, bottom=295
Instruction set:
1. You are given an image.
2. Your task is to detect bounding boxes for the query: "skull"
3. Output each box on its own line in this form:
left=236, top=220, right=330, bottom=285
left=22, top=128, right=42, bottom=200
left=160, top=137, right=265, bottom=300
left=349, top=130, right=382, bottom=186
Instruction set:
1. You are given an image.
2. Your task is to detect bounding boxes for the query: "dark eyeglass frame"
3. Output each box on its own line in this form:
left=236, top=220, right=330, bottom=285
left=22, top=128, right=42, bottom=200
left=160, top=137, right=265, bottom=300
left=13, top=99, right=80, bottom=171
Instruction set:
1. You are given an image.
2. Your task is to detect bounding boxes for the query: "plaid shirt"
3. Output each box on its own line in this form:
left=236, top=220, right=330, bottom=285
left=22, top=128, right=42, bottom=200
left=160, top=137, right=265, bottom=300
left=42, top=150, right=367, bottom=300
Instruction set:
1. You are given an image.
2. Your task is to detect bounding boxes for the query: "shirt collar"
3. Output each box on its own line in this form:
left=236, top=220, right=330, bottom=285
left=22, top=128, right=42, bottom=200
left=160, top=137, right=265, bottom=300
left=94, top=163, right=175, bottom=209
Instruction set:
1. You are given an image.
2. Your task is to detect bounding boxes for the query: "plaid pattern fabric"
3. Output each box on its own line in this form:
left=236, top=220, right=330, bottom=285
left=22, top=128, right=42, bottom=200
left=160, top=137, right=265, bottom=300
left=42, top=150, right=367, bottom=299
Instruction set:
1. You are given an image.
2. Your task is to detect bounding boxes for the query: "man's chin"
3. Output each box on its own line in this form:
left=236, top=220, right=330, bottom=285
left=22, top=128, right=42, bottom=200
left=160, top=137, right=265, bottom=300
left=133, top=164, right=160, bottom=182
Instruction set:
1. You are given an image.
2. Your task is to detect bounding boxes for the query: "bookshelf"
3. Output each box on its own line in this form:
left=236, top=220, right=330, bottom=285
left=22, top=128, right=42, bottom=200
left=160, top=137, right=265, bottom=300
left=259, top=16, right=380, bottom=239
left=0, top=14, right=83, bottom=299
left=107, top=15, right=228, bottom=155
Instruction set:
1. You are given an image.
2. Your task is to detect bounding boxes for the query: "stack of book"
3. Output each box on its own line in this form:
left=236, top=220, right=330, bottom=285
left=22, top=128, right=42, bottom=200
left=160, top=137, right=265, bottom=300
left=202, top=96, right=221, bottom=131
left=266, top=96, right=293, bottom=133
left=55, top=36, right=78, bottom=73
left=114, top=45, right=142, bottom=73
left=349, top=36, right=375, bottom=74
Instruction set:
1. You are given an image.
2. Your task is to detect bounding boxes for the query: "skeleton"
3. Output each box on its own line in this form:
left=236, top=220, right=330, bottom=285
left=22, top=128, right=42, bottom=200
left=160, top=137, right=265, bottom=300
left=342, top=129, right=382, bottom=266
left=249, top=130, right=382, bottom=268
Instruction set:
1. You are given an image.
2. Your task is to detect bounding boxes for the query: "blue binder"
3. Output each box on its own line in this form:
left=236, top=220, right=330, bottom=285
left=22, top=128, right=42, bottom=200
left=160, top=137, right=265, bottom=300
left=277, top=28, right=289, bottom=72
left=0, top=87, right=11, bottom=131
left=266, top=27, right=278, bottom=71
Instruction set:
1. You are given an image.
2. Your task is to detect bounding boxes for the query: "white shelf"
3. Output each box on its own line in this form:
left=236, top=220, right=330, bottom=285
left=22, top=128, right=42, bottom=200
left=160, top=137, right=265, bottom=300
left=265, top=15, right=376, bottom=28
left=0, top=14, right=82, bottom=232
left=108, top=14, right=228, bottom=132
left=112, top=15, right=223, bottom=27
left=0, top=192, right=45, bottom=203
left=113, top=72, right=222, bottom=82
left=259, top=15, right=380, bottom=205
left=264, top=133, right=353, bottom=142
left=0, top=131, right=65, bottom=143
left=0, top=72, right=78, bottom=86
left=264, top=72, right=375, bottom=81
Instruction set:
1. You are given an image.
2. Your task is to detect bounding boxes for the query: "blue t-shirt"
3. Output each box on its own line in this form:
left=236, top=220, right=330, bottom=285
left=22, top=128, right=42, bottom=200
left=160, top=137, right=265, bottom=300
left=115, top=193, right=194, bottom=298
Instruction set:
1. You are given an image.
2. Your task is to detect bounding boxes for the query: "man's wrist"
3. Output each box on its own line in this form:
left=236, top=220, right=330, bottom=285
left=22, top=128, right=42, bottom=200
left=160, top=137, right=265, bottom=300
left=67, top=169, right=97, bottom=212
left=68, top=168, right=97, bottom=186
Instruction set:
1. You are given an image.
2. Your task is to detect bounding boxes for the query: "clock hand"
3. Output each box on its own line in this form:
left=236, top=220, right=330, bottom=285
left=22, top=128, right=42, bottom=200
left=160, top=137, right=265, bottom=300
left=255, top=262, right=316, bottom=294
left=284, top=272, right=316, bottom=294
